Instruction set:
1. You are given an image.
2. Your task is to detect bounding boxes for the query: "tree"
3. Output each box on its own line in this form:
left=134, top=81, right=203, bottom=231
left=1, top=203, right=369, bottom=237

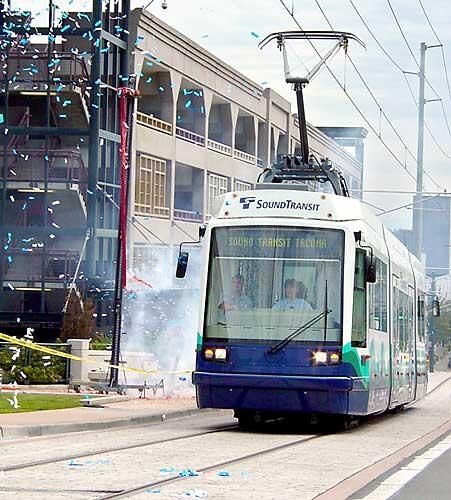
left=60, top=289, right=96, bottom=341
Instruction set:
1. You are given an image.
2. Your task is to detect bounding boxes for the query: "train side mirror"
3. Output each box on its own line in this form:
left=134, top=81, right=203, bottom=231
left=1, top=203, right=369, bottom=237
left=199, top=225, right=206, bottom=239
left=432, top=297, right=440, bottom=317
left=176, top=251, right=189, bottom=278
left=365, top=255, right=377, bottom=284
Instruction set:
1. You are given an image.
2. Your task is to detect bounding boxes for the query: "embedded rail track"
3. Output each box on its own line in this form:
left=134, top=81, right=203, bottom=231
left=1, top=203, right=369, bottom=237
left=0, top=424, right=238, bottom=473
left=98, top=433, right=324, bottom=499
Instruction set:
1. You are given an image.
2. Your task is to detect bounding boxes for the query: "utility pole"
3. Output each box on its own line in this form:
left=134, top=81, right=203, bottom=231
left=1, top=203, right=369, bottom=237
left=413, top=42, right=426, bottom=260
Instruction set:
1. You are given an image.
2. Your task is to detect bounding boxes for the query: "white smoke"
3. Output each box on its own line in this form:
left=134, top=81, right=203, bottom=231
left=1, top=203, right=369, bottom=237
left=121, top=245, right=201, bottom=395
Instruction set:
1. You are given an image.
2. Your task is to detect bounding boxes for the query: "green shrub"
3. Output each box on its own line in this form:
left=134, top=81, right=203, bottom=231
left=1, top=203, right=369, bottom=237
left=0, top=345, right=68, bottom=384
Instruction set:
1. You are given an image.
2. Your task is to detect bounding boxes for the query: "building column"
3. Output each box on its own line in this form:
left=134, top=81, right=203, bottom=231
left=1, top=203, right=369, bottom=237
left=203, top=89, right=214, bottom=148
left=253, top=116, right=258, bottom=165
left=230, top=104, right=239, bottom=151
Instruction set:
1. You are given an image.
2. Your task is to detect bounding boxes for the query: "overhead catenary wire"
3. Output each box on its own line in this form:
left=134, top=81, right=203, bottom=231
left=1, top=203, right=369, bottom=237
left=314, top=1, right=418, bottom=160
left=313, top=0, right=442, bottom=191
left=348, top=0, right=451, bottom=171
left=315, top=0, right=443, bottom=189
left=418, top=0, right=451, bottom=103
left=279, top=0, right=416, bottom=181
left=386, top=0, right=451, bottom=143
left=403, top=74, right=451, bottom=162
left=277, top=0, right=417, bottom=184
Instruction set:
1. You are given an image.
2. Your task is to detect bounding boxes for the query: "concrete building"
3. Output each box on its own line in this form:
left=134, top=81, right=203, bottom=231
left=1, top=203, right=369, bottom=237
left=128, top=10, right=365, bottom=276
left=0, top=6, right=365, bottom=337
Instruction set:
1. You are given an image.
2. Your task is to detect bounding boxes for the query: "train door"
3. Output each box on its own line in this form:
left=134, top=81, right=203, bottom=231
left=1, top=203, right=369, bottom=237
left=391, top=276, right=414, bottom=405
left=391, top=275, right=401, bottom=404
left=406, top=285, right=416, bottom=401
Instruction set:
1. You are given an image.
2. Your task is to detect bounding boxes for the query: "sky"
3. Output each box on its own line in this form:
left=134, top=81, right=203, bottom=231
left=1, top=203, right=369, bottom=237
left=11, top=0, right=451, bottom=230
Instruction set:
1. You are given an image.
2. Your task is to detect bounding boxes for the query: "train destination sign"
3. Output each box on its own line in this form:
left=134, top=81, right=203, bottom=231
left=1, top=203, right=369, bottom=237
left=213, top=226, right=344, bottom=260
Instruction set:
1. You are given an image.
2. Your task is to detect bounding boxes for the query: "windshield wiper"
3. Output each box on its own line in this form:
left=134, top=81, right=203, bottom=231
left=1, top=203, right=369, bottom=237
left=268, top=308, right=332, bottom=354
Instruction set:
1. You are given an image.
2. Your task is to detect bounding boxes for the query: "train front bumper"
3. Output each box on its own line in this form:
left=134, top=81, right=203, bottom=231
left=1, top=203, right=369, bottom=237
left=193, top=371, right=356, bottom=415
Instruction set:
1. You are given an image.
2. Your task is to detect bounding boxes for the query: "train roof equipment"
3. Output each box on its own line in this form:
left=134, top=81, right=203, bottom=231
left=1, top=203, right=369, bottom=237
left=258, top=31, right=366, bottom=197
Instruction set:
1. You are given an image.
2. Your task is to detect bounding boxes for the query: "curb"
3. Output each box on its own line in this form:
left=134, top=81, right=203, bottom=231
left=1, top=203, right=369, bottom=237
left=0, top=407, right=218, bottom=441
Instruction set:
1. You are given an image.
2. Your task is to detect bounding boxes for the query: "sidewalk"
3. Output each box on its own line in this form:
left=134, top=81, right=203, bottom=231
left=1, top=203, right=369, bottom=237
left=0, top=372, right=449, bottom=441
left=0, top=393, right=207, bottom=440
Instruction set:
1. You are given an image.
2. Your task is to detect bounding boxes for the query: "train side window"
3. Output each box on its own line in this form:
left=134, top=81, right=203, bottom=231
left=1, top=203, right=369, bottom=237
left=352, top=249, right=367, bottom=347
left=417, top=295, right=426, bottom=342
left=368, top=258, right=388, bottom=332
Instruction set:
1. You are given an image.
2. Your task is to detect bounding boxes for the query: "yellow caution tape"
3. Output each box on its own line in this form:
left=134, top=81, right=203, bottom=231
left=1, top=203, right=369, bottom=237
left=0, top=332, right=191, bottom=376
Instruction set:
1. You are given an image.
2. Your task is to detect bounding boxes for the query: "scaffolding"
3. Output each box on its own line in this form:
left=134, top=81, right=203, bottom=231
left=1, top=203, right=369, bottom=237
left=0, top=0, right=130, bottom=338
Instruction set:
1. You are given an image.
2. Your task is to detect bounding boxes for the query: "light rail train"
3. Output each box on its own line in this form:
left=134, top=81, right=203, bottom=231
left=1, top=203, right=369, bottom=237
left=180, top=184, right=431, bottom=426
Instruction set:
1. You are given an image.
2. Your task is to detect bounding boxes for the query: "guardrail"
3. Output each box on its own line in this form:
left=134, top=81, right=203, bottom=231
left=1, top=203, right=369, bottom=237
left=233, top=149, right=256, bottom=165
left=6, top=52, right=90, bottom=93
left=4, top=148, right=87, bottom=189
left=174, top=209, right=203, bottom=222
left=176, top=127, right=205, bottom=146
left=137, top=112, right=173, bottom=135
left=207, top=139, right=232, bottom=156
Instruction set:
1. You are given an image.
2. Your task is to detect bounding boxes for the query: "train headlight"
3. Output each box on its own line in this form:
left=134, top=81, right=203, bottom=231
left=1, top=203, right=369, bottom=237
left=312, top=351, right=328, bottom=365
left=329, top=352, right=340, bottom=364
left=204, top=348, right=215, bottom=360
left=203, top=347, right=228, bottom=362
left=214, top=348, right=227, bottom=361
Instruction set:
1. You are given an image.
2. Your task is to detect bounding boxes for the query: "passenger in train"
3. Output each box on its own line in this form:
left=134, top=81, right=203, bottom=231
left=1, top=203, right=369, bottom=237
left=218, top=273, right=253, bottom=312
left=272, top=278, right=313, bottom=311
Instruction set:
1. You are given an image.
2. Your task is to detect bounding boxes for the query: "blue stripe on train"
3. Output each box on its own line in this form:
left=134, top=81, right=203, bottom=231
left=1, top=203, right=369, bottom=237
left=194, top=343, right=372, bottom=415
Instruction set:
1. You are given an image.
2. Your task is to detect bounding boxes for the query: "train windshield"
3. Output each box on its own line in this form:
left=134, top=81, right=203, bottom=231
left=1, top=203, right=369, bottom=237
left=204, top=226, right=344, bottom=344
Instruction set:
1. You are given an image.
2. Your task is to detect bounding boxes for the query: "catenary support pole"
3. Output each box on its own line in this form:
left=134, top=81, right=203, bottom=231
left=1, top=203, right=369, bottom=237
left=413, top=42, right=426, bottom=260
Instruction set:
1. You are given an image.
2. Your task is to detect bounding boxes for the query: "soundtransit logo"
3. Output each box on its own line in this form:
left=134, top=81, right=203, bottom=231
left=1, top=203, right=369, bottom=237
left=239, top=196, right=256, bottom=209
left=239, top=196, right=320, bottom=212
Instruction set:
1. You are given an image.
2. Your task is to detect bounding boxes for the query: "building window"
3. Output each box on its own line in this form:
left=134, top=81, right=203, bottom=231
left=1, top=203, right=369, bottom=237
left=207, top=173, right=228, bottom=215
left=135, top=154, right=169, bottom=217
left=234, top=179, right=252, bottom=192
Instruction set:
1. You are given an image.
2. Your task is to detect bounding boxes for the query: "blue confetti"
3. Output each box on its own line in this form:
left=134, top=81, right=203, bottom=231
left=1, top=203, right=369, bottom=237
left=185, top=100, right=192, bottom=108
left=0, top=113, right=4, bottom=124
left=218, top=471, right=230, bottom=477
left=251, top=31, right=259, bottom=38
left=159, top=467, right=176, bottom=475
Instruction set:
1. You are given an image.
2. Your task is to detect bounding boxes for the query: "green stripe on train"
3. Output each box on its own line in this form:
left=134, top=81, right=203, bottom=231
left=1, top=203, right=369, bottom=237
left=342, top=342, right=370, bottom=389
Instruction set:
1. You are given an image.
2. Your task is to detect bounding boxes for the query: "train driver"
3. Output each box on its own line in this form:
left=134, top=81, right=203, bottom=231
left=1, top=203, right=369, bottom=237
left=272, top=278, right=313, bottom=311
left=218, top=273, right=253, bottom=312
